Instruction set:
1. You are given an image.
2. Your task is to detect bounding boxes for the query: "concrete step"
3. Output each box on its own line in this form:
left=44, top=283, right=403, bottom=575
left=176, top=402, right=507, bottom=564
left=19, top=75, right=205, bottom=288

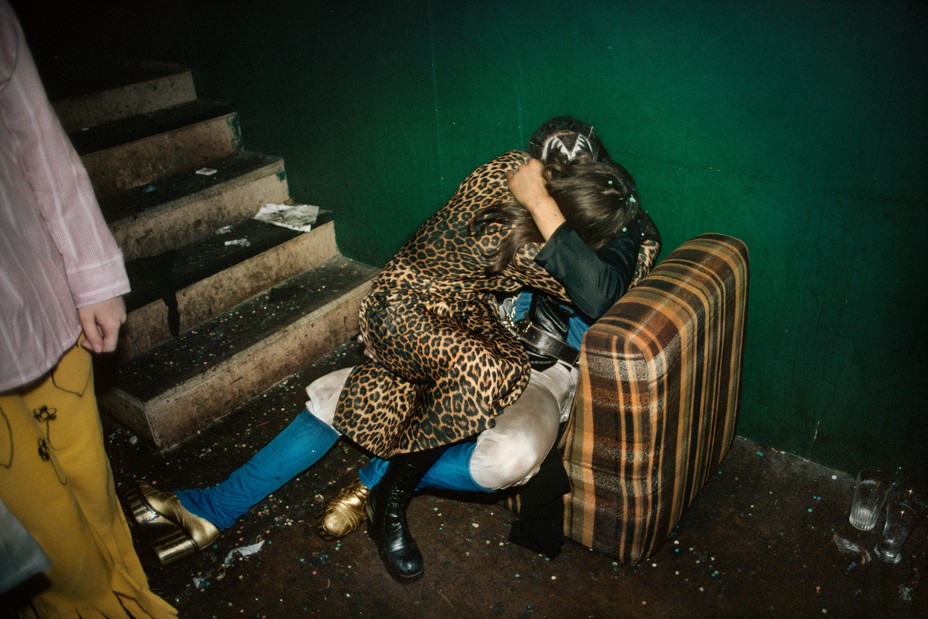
left=71, top=100, right=241, bottom=197
left=100, top=151, right=290, bottom=261
left=51, top=56, right=377, bottom=451
left=120, top=215, right=337, bottom=358
left=49, top=57, right=196, bottom=131
left=98, top=255, right=379, bottom=450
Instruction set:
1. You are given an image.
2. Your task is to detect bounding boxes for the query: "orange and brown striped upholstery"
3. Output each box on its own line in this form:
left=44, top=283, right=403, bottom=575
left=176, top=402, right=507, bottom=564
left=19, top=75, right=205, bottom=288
left=562, top=233, right=749, bottom=565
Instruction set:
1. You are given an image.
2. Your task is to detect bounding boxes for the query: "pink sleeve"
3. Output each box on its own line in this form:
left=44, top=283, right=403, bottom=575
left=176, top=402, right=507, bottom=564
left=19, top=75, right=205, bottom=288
left=0, top=2, right=129, bottom=307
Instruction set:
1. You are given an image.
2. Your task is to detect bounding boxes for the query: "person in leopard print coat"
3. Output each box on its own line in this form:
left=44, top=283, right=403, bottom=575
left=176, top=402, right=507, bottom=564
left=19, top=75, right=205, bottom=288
left=334, top=151, right=639, bottom=457
left=333, top=148, right=641, bottom=581
left=129, top=118, right=654, bottom=584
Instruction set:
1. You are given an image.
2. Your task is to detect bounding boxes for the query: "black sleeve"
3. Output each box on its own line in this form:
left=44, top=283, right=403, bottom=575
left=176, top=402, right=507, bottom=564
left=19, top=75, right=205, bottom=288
left=534, top=219, right=642, bottom=320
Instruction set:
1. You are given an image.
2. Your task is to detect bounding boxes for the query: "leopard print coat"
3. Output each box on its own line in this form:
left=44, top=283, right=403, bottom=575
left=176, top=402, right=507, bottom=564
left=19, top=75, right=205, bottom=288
left=333, top=151, right=573, bottom=457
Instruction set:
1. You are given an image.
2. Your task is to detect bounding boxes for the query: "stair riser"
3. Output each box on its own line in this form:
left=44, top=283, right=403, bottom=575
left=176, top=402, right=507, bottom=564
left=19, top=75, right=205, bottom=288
left=54, top=72, right=197, bottom=132
left=120, top=302, right=168, bottom=358
left=101, top=283, right=370, bottom=450
left=119, top=223, right=339, bottom=358
left=112, top=165, right=289, bottom=262
left=82, top=113, right=241, bottom=197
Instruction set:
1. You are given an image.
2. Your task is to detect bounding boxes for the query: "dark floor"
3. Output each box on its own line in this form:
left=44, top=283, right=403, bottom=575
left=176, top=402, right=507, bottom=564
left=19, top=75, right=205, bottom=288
left=102, top=341, right=926, bottom=618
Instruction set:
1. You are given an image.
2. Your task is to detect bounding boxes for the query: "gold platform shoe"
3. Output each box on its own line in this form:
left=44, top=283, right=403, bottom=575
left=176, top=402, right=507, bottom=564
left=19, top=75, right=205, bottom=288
left=128, top=480, right=220, bottom=564
left=314, top=479, right=370, bottom=541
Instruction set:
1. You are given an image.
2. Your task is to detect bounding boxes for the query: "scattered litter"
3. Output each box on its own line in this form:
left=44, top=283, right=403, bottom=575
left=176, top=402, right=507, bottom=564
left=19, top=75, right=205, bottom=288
left=222, top=540, right=265, bottom=568
left=216, top=225, right=233, bottom=234
left=196, top=167, right=218, bottom=176
left=832, top=533, right=870, bottom=565
left=143, top=185, right=156, bottom=193
left=224, top=239, right=251, bottom=247
left=254, top=203, right=319, bottom=232
left=193, top=576, right=210, bottom=590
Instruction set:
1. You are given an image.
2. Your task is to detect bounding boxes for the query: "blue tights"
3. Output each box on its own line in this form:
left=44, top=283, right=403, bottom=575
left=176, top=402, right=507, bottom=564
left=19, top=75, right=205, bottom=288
left=176, top=410, right=490, bottom=531
left=176, top=409, right=338, bottom=530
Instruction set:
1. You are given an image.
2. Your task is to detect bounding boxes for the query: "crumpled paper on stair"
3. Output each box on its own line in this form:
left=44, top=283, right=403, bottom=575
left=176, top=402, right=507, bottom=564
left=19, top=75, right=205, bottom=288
left=254, top=203, right=319, bottom=232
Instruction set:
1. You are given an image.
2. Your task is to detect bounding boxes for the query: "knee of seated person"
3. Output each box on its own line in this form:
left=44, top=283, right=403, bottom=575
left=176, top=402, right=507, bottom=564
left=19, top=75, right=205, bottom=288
left=470, top=433, right=547, bottom=490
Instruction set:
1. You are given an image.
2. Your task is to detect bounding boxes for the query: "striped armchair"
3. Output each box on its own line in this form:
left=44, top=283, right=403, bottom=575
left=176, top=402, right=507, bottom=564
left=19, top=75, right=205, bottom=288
left=561, top=233, right=750, bottom=565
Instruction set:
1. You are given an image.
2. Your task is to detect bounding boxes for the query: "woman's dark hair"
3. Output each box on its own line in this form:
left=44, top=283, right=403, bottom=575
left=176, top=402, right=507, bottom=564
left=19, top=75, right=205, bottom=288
left=470, top=155, right=640, bottom=274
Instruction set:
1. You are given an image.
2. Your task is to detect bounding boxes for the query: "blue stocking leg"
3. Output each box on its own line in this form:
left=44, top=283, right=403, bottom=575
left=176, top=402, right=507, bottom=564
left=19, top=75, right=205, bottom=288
left=358, top=441, right=490, bottom=493
left=176, top=409, right=338, bottom=530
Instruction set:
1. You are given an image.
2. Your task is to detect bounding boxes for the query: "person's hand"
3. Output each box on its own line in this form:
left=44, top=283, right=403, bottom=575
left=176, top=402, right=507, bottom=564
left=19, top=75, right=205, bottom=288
left=78, top=297, right=126, bottom=353
left=507, top=158, right=566, bottom=240
left=507, top=158, right=548, bottom=207
left=357, top=334, right=380, bottom=363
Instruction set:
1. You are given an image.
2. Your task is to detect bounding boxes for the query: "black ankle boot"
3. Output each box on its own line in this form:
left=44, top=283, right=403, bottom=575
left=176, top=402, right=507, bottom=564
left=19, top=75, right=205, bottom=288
left=365, top=446, right=447, bottom=583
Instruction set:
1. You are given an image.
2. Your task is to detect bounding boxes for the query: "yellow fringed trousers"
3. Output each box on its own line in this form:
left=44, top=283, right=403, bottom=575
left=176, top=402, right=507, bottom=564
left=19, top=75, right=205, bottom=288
left=0, top=339, right=176, bottom=618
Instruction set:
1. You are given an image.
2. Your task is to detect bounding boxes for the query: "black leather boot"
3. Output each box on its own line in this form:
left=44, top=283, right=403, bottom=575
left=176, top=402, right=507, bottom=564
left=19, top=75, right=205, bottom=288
left=365, top=446, right=447, bottom=583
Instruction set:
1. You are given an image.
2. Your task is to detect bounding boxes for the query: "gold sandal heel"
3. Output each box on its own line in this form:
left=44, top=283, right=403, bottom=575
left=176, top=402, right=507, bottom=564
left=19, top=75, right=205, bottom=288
left=153, top=528, right=202, bottom=565
left=131, top=480, right=220, bottom=563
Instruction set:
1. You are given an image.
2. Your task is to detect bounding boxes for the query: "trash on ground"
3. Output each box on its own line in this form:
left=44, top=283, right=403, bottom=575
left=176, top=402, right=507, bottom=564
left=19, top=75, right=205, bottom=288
left=832, top=533, right=870, bottom=565
left=254, top=203, right=319, bottom=232
left=223, top=540, right=265, bottom=568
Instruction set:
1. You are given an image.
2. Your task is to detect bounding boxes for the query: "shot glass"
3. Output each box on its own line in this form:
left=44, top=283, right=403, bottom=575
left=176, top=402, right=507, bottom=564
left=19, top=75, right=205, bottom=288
left=848, top=469, right=892, bottom=531
left=873, top=491, right=923, bottom=564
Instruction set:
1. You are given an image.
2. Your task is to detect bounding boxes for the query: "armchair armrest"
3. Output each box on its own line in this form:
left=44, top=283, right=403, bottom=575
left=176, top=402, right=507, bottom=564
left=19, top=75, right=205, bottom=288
left=563, top=233, right=750, bottom=564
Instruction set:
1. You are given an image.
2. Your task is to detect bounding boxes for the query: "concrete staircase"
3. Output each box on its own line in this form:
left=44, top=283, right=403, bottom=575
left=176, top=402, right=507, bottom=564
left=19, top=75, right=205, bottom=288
left=51, top=56, right=377, bottom=450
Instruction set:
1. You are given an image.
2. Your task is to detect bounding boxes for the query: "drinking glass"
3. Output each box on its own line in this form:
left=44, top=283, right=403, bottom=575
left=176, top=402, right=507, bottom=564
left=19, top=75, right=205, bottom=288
left=848, top=469, right=892, bottom=531
left=873, top=490, right=923, bottom=564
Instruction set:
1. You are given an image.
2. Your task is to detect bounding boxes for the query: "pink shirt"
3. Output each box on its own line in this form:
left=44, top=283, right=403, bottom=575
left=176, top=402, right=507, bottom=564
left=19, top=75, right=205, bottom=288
left=0, top=0, right=130, bottom=391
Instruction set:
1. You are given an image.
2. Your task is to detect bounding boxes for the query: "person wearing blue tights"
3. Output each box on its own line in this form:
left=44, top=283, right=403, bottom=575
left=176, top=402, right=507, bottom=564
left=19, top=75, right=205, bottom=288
left=130, top=358, right=574, bottom=563
left=131, top=116, right=660, bottom=567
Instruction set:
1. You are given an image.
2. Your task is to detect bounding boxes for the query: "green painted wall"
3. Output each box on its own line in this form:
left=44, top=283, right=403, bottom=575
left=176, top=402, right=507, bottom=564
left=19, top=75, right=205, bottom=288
left=17, top=1, right=927, bottom=481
